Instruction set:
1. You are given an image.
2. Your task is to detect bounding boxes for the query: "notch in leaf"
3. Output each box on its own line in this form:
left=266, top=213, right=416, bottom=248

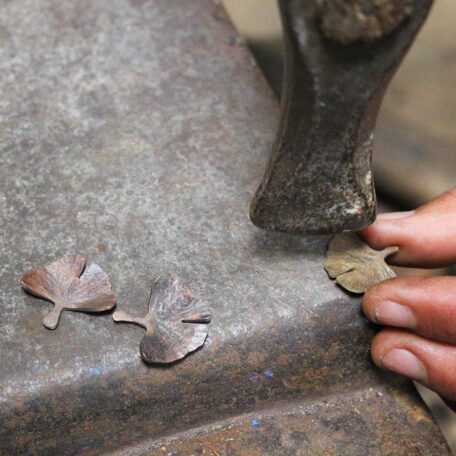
left=21, top=255, right=116, bottom=329
left=325, top=233, right=399, bottom=294
left=113, top=273, right=211, bottom=364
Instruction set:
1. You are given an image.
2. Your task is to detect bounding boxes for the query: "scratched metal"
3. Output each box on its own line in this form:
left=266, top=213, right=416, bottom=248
left=122, top=384, right=448, bottom=456
left=0, top=0, right=450, bottom=455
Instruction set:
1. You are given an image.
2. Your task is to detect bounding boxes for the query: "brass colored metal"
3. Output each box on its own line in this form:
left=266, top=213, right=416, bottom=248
left=325, top=233, right=398, bottom=293
left=21, top=256, right=116, bottom=329
left=113, top=273, right=211, bottom=364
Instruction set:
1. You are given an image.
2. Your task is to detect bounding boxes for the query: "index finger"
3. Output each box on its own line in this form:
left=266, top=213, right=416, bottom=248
left=358, top=188, right=456, bottom=268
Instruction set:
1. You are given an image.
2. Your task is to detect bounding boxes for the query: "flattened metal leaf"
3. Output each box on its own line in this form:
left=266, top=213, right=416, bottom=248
left=21, top=256, right=116, bottom=329
left=113, top=273, right=211, bottom=364
left=325, top=233, right=399, bottom=293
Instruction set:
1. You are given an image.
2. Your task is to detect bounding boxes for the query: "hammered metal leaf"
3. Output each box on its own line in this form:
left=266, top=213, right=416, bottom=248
left=21, top=255, right=116, bottom=329
left=113, top=273, right=211, bottom=364
left=325, top=233, right=399, bottom=293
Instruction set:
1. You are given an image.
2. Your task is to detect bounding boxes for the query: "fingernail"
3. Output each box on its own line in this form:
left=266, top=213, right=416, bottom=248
left=377, top=211, right=415, bottom=220
left=381, top=349, right=427, bottom=382
left=374, top=301, right=416, bottom=328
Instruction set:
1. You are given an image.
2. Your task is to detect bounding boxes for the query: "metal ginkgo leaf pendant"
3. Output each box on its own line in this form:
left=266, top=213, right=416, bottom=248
left=325, top=233, right=399, bottom=294
left=113, top=273, right=211, bottom=364
left=21, top=255, right=116, bottom=329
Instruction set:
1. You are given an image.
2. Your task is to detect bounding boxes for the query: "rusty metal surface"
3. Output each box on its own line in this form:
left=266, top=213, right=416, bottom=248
left=249, top=0, right=433, bottom=234
left=0, top=0, right=450, bottom=455
left=124, top=385, right=446, bottom=456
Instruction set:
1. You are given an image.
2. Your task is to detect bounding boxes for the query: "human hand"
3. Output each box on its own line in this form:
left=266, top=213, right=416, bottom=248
left=358, top=188, right=456, bottom=403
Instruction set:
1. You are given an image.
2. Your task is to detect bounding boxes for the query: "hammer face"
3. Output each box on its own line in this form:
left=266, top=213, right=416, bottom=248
left=250, top=0, right=433, bottom=235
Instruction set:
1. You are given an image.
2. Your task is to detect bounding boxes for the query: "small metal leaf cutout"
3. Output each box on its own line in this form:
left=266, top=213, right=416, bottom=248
left=113, top=273, right=211, bottom=364
left=325, top=233, right=399, bottom=293
left=21, top=255, right=116, bottom=329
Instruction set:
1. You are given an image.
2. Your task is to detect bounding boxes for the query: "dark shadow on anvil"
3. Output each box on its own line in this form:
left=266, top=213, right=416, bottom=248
left=248, top=228, right=329, bottom=261
left=141, top=349, right=205, bottom=369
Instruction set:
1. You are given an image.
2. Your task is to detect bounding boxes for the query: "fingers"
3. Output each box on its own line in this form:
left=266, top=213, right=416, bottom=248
left=363, top=276, right=456, bottom=344
left=366, top=276, right=456, bottom=402
left=361, top=189, right=456, bottom=401
left=358, top=187, right=456, bottom=268
left=372, top=329, right=456, bottom=402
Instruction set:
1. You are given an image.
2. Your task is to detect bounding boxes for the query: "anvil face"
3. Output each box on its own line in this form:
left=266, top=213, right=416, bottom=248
left=250, top=0, right=434, bottom=235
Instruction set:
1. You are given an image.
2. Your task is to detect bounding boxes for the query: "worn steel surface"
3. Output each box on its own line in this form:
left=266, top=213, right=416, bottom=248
left=0, top=0, right=450, bottom=455
left=250, top=0, right=434, bottom=234
left=120, top=385, right=447, bottom=456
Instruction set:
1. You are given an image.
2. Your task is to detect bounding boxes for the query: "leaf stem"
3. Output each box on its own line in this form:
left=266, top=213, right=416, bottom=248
left=43, top=305, right=63, bottom=330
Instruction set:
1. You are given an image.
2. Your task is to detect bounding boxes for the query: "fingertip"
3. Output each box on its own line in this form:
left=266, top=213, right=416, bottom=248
left=370, top=327, right=456, bottom=401
left=359, top=191, right=456, bottom=268
left=362, top=285, right=379, bottom=322
left=376, top=211, right=415, bottom=221
left=357, top=223, right=377, bottom=243
left=362, top=275, right=397, bottom=305
left=358, top=222, right=393, bottom=251
left=359, top=211, right=414, bottom=241
left=358, top=215, right=417, bottom=266
left=370, top=329, right=392, bottom=366
left=381, top=347, right=428, bottom=383
left=370, top=328, right=407, bottom=364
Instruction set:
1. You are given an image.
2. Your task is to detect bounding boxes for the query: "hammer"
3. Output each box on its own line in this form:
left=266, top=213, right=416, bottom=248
left=250, top=0, right=434, bottom=234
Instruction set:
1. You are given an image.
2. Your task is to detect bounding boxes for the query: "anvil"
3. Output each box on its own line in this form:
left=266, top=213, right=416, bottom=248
left=250, top=0, right=434, bottom=234
left=0, top=0, right=449, bottom=454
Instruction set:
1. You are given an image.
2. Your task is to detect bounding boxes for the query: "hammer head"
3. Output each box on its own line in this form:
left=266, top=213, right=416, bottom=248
left=250, top=0, right=434, bottom=234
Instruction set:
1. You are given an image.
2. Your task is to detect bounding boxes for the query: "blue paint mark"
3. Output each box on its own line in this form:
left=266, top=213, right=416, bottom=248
left=252, top=419, right=260, bottom=426
left=264, top=370, right=274, bottom=377
left=249, top=375, right=259, bottom=381
left=88, top=365, right=104, bottom=375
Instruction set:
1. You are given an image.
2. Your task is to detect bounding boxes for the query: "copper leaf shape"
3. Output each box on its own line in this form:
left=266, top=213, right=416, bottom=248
left=21, top=255, right=116, bottom=329
left=325, top=233, right=399, bottom=293
left=113, top=273, right=211, bottom=364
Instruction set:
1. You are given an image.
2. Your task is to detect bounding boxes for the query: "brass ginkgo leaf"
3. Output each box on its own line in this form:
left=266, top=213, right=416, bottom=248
left=113, top=273, right=211, bottom=364
left=21, top=255, right=116, bottom=329
left=325, top=233, right=399, bottom=293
